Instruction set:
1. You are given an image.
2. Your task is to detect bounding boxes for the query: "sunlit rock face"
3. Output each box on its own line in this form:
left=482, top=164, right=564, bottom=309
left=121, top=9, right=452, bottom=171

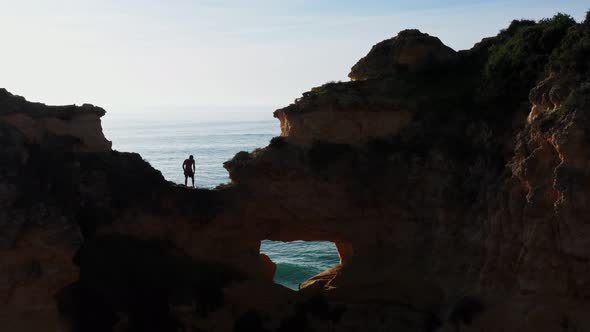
left=1, top=13, right=590, bottom=332
left=274, top=107, right=413, bottom=146
left=274, top=30, right=459, bottom=146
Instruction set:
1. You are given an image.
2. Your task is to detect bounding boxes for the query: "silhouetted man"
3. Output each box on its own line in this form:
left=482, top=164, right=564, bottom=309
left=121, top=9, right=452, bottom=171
left=182, top=155, right=196, bottom=187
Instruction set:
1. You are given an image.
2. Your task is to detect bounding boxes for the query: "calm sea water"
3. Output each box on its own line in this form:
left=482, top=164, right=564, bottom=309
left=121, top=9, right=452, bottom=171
left=102, top=112, right=339, bottom=290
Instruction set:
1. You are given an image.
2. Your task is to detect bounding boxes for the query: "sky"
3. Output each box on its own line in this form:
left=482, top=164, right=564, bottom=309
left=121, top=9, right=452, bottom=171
left=0, top=0, right=588, bottom=119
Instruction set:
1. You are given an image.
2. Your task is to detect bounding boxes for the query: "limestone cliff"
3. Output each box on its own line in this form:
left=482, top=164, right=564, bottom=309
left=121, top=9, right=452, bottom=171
left=0, top=89, right=112, bottom=152
left=1, top=12, right=590, bottom=332
left=348, top=29, right=457, bottom=81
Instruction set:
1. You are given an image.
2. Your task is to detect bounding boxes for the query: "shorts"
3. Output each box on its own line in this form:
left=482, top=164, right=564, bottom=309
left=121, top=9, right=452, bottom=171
left=184, top=171, right=194, bottom=178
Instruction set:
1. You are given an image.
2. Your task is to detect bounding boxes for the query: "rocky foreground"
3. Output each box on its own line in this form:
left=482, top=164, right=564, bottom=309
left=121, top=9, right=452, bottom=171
left=1, top=13, right=590, bottom=332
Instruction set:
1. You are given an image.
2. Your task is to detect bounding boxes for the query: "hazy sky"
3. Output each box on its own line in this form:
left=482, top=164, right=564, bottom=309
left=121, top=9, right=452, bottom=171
left=0, top=0, right=588, bottom=117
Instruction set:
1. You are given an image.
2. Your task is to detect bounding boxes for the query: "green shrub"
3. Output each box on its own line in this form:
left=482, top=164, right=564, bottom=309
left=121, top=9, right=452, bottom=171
left=501, top=19, right=536, bottom=37
left=548, top=15, right=590, bottom=76
left=559, top=93, right=577, bottom=115
left=483, top=13, right=576, bottom=102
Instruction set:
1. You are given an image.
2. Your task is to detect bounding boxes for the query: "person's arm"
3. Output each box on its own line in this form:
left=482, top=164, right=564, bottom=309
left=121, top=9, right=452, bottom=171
left=182, top=160, right=186, bottom=171
left=192, top=160, right=196, bottom=172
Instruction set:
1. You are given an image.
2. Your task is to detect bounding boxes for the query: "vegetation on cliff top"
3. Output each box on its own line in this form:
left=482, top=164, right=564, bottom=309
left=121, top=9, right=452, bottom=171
left=280, top=12, right=587, bottom=119
left=482, top=13, right=577, bottom=102
left=548, top=13, right=590, bottom=75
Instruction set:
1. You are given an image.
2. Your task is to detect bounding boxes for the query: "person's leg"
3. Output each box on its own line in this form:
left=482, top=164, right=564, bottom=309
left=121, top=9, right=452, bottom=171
left=184, top=175, right=188, bottom=186
left=191, top=175, right=195, bottom=188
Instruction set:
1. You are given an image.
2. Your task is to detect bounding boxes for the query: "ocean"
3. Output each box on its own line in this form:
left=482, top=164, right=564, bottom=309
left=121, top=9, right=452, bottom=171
left=102, top=112, right=340, bottom=290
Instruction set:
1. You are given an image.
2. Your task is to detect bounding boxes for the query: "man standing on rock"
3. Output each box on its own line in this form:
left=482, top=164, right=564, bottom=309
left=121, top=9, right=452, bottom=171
left=182, top=155, right=196, bottom=187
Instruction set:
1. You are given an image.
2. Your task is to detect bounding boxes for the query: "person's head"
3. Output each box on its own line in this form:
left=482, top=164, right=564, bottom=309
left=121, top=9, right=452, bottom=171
left=189, top=155, right=194, bottom=160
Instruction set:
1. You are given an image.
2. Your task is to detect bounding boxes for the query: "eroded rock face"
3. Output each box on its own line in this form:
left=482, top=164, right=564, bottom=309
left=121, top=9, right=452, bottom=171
left=274, top=30, right=461, bottom=146
left=274, top=108, right=413, bottom=145
left=235, top=13, right=590, bottom=332
left=0, top=89, right=112, bottom=152
left=273, top=71, right=471, bottom=146
left=2, top=12, right=590, bottom=332
left=0, top=90, right=269, bottom=331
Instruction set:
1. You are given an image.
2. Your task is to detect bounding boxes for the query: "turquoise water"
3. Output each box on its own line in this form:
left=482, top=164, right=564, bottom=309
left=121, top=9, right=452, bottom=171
left=261, top=241, right=340, bottom=290
left=102, top=112, right=339, bottom=290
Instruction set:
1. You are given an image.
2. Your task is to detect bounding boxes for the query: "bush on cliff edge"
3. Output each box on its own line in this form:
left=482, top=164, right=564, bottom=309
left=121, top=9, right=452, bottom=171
left=483, top=13, right=576, bottom=102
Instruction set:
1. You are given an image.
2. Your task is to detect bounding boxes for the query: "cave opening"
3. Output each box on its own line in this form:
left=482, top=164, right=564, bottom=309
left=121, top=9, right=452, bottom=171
left=260, top=240, right=344, bottom=290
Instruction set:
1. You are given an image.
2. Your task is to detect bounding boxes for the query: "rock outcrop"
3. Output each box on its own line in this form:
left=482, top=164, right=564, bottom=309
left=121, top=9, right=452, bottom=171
left=1, top=12, right=590, bottom=332
left=348, top=29, right=457, bottom=81
left=0, top=89, right=112, bottom=152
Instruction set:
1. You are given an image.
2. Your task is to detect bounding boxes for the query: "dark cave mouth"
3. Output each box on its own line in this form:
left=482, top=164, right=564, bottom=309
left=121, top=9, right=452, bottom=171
left=259, top=240, right=343, bottom=290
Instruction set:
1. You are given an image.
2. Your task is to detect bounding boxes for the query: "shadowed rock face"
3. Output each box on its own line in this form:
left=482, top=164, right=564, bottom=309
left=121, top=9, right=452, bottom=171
left=0, top=89, right=111, bottom=152
left=2, top=13, right=590, bottom=332
left=348, top=29, right=457, bottom=81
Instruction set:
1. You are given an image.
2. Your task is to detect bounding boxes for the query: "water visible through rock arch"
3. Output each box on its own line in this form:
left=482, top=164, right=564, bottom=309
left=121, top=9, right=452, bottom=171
left=103, top=112, right=340, bottom=290
left=261, top=240, right=340, bottom=290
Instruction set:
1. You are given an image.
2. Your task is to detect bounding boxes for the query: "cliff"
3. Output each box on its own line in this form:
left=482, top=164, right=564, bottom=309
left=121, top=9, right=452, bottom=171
left=0, top=89, right=112, bottom=152
left=1, top=12, right=590, bottom=332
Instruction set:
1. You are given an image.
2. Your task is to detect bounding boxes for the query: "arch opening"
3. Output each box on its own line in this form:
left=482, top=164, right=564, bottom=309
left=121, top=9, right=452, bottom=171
left=260, top=240, right=352, bottom=290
